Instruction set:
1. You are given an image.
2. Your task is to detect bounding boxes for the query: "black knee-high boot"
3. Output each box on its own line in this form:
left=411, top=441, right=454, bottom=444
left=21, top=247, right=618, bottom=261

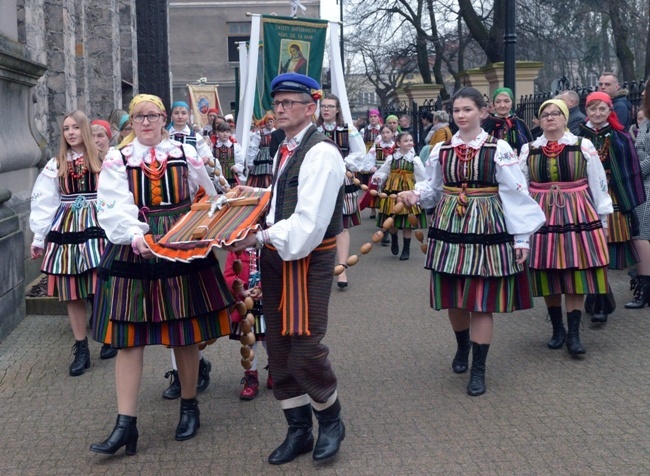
left=467, top=342, right=489, bottom=396
left=547, top=306, right=566, bottom=349
left=566, top=310, right=586, bottom=355
left=399, top=238, right=411, bottom=260
left=390, top=232, right=399, bottom=255
left=452, top=328, right=471, bottom=373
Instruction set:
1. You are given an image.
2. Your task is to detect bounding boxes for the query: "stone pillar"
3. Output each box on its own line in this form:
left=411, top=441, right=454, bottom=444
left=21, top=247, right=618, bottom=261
left=457, top=67, right=490, bottom=97
left=0, top=189, right=25, bottom=341
left=44, top=0, right=78, bottom=145
left=481, top=61, right=543, bottom=101
left=0, top=0, right=46, bottom=337
left=403, top=83, right=445, bottom=105
left=136, top=0, right=171, bottom=108
left=120, top=0, right=138, bottom=104
left=84, top=0, right=122, bottom=118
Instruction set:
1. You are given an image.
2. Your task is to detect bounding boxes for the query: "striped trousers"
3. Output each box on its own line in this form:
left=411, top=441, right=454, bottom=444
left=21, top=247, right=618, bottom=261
left=260, top=246, right=338, bottom=403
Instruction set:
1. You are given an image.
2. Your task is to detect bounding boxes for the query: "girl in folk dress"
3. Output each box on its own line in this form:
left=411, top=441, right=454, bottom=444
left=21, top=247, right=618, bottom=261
left=360, top=125, right=396, bottom=218
left=213, top=122, right=246, bottom=187
left=400, top=87, right=545, bottom=396
left=246, top=111, right=276, bottom=188
left=30, top=110, right=110, bottom=375
left=519, top=99, right=613, bottom=355
left=578, top=91, right=645, bottom=322
left=224, top=248, right=270, bottom=400
left=371, top=132, right=426, bottom=261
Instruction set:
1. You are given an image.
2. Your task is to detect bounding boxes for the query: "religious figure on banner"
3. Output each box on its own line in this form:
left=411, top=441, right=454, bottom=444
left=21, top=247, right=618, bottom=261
left=280, top=42, right=308, bottom=75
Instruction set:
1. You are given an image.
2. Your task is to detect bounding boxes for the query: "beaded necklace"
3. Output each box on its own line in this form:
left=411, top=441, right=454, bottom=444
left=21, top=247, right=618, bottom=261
left=68, top=156, right=87, bottom=190
left=541, top=141, right=565, bottom=159
left=454, top=144, right=478, bottom=182
left=140, top=148, right=167, bottom=180
left=595, top=135, right=610, bottom=162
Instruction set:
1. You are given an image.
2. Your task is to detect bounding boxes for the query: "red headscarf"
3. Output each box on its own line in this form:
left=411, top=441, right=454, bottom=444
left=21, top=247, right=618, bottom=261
left=91, top=119, right=112, bottom=139
left=586, top=91, right=624, bottom=131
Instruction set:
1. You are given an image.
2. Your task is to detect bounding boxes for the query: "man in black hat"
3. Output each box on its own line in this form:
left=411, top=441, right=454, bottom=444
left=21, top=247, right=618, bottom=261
left=227, top=72, right=346, bottom=465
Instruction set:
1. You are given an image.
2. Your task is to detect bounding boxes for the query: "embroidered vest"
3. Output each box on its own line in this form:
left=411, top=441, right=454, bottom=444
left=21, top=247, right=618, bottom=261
left=273, top=126, right=343, bottom=238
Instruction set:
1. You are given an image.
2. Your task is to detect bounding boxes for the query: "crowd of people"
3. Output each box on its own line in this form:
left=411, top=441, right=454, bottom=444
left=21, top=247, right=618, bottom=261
left=28, top=70, right=650, bottom=465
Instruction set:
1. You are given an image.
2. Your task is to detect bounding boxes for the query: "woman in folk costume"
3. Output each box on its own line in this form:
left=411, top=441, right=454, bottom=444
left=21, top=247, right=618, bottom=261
left=30, top=110, right=112, bottom=375
left=246, top=111, right=276, bottom=188
left=91, top=119, right=112, bottom=159
left=362, top=109, right=382, bottom=151
left=167, top=101, right=222, bottom=185
left=371, top=131, right=426, bottom=261
left=399, top=87, right=545, bottom=396
left=578, top=91, right=646, bottom=322
left=482, top=87, right=532, bottom=154
left=213, top=121, right=246, bottom=187
left=519, top=99, right=613, bottom=356
left=316, top=93, right=367, bottom=289
left=89, top=94, right=234, bottom=455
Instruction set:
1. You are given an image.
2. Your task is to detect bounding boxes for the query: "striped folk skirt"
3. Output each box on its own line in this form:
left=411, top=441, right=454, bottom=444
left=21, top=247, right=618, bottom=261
left=92, top=242, right=233, bottom=348
left=528, top=179, right=609, bottom=295
left=247, top=173, right=272, bottom=189
left=41, top=194, right=106, bottom=276
left=607, top=192, right=639, bottom=270
left=426, top=186, right=531, bottom=313
left=48, top=270, right=97, bottom=302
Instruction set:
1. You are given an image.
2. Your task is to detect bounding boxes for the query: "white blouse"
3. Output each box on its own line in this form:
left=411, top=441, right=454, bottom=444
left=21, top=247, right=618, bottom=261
left=29, top=151, right=85, bottom=248
left=317, top=122, right=367, bottom=173
left=372, top=148, right=426, bottom=186
left=518, top=131, right=613, bottom=225
left=96, top=138, right=217, bottom=245
left=415, top=130, right=546, bottom=248
left=362, top=140, right=394, bottom=171
left=256, top=123, right=346, bottom=261
left=168, top=125, right=217, bottom=170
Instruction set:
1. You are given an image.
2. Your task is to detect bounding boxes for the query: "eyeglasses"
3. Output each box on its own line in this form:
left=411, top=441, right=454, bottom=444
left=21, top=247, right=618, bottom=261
left=320, top=105, right=337, bottom=110
left=271, top=100, right=310, bottom=110
left=132, top=113, right=165, bottom=123
left=540, top=111, right=563, bottom=120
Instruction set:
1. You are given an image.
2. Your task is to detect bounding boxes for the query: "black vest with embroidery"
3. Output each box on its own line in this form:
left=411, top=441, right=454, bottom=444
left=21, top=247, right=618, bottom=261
left=322, top=125, right=350, bottom=158
left=272, top=126, right=343, bottom=238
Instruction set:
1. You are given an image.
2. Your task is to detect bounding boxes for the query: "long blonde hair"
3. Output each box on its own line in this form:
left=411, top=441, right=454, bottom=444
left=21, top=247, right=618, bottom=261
left=57, top=110, right=101, bottom=177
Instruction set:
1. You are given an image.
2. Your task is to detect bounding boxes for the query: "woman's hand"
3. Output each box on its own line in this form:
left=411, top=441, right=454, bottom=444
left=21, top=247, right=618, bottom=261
left=515, top=248, right=529, bottom=264
left=132, top=236, right=154, bottom=259
left=397, top=191, right=418, bottom=207
left=30, top=245, right=43, bottom=260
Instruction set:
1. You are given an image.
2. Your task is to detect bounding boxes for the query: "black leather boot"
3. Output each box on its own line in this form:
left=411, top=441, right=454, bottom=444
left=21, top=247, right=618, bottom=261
left=399, top=238, right=411, bottom=260
left=268, top=404, right=314, bottom=465
left=390, top=232, right=399, bottom=255
left=312, top=398, right=346, bottom=461
left=566, top=310, right=586, bottom=355
left=196, top=358, right=212, bottom=392
left=590, top=294, right=608, bottom=323
left=625, top=275, right=650, bottom=309
left=100, top=343, right=117, bottom=360
left=452, top=328, right=471, bottom=373
left=175, top=398, right=200, bottom=441
left=547, top=306, right=566, bottom=349
left=162, top=369, right=181, bottom=400
left=69, top=338, right=90, bottom=376
left=467, top=342, right=489, bottom=396
left=90, top=414, right=138, bottom=455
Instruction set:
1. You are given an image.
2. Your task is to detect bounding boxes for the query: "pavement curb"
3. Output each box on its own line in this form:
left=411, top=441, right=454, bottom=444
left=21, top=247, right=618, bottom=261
left=25, top=274, right=67, bottom=316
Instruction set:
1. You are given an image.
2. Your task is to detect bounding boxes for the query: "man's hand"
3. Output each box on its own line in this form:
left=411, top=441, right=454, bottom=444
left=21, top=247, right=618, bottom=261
left=223, top=232, right=258, bottom=253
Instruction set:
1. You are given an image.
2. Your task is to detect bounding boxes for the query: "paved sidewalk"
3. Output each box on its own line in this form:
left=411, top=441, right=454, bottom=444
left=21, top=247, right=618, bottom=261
left=1, top=216, right=650, bottom=475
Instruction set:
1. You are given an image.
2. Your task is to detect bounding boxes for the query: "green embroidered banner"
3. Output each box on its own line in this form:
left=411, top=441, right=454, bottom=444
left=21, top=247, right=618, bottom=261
left=254, top=15, right=328, bottom=119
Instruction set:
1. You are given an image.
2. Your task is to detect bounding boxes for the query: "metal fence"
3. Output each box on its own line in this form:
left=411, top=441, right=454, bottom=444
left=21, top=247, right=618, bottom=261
left=362, top=78, right=646, bottom=147
left=516, top=79, right=646, bottom=128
